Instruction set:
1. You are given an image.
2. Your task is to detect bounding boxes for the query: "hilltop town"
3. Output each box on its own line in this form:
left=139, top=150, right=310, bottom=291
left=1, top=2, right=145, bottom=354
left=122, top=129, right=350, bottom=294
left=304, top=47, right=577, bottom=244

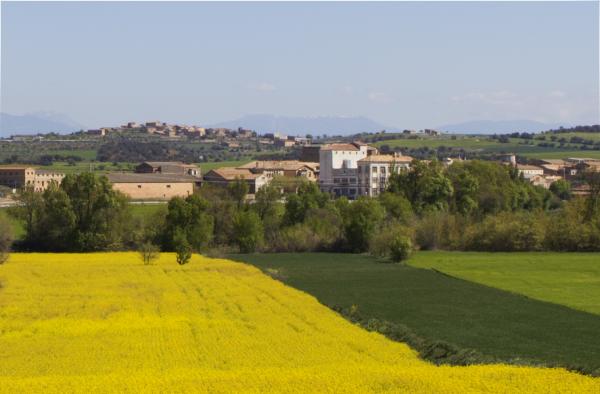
left=1, top=128, right=599, bottom=202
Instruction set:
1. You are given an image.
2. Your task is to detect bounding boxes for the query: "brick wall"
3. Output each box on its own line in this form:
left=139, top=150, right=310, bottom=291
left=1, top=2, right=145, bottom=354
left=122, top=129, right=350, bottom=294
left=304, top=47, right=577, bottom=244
left=112, top=182, right=194, bottom=200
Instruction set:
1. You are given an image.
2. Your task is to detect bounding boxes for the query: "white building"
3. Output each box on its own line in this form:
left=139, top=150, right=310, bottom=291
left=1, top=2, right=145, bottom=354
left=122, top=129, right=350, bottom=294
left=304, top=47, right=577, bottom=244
left=516, top=164, right=544, bottom=180
left=319, top=142, right=374, bottom=198
left=357, top=154, right=413, bottom=197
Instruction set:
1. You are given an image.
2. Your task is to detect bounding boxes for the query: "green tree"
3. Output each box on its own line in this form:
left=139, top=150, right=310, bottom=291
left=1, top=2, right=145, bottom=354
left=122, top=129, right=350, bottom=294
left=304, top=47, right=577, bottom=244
left=228, top=176, right=249, bottom=209
left=379, top=192, right=413, bottom=223
left=14, top=185, right=43, bottom=241
left=388, top=160, right=453, bottom=213
left=582, top=171, right=600, bottom=222
left=447, top=163, right=479, bottom=214
left=253, top=184, right=284, bottom=242
left=38, top=183, right=76, bottom=250
left=198, top=184, right=236, bottom=246
left=341, top=197, right=385, bottom=252
left=16, top=174, right=129, bottom=251
left=163, top=195, right=214, bottom=252
left=0, top=215, right=13, bottom=264
left=61, top=173, right=130, bottom=250
left=549, top=179, right=571, bottom=201
left=174, top=229, right=192, bottom=265
left=233, top=210, right=264, bottom=253
left=283, top=182, right=329, bottom=225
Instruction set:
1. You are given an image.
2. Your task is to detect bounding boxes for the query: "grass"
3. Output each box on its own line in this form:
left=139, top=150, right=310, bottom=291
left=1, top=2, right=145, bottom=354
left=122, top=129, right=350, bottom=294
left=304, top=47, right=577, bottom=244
left=129, top=203, right=167, bottom=218
left=521, top=150, right=600, bottom=159
left=374, top=137, right=501, bottom=150
left=231, top=252, right=600, bottom=373
left=0, top=208, right=24, bottom=239
left=47, top=149, right=98, bottom=160
left=372, top=135, right=600, bottom=159
left=42, top=161, right=136, bottom=174
left=408, top=251, right=600, bottom=315
left=4, top=253, right=596, bottom=392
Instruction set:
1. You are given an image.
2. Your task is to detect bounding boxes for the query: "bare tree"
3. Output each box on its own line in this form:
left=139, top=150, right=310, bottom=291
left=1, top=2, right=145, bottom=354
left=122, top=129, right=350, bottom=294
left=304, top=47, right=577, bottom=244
left=138, top=242, right=160, bottom=265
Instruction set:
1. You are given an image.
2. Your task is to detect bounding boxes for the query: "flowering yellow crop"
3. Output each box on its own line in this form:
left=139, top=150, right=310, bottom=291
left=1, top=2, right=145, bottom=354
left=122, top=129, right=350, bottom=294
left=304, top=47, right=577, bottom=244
left=0, top=253, right=597, bottom=393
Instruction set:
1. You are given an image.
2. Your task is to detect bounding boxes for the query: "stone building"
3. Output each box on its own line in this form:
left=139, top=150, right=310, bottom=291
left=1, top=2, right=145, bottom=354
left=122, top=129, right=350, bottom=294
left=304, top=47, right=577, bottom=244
left=0, top=166, right=64, bottom=192
left=237, top=160, right=319, bottom=181
left=318, top=142, right=376, bottom=198
left=106, top=173, right=196, bottom=200
left=203, top=168, right=270, bottom=195
left=357, top=154, right=413, bottom=197
left=135, top=162, right=201, bottom=177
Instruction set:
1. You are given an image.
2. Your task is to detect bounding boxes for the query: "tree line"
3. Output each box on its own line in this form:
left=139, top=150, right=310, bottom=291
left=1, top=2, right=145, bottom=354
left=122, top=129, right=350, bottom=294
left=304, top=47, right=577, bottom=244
left=2, top=160, right=599, bottom=263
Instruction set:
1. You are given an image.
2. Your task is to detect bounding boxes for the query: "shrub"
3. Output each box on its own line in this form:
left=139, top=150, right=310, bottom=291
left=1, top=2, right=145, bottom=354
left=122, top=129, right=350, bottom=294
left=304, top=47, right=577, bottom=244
left=389, top=235, right=413, bottom=262
left=370, top=222, right=414, bottom=262
left=138, top=242, right=159, bottom=265
left=342, top=197, right=385, bottom=252
left=415, top=212, right=467, bottom=250
left=464, top=212, right=545, bottom=252
left=233, top=210, right=264, bottom=253
left=0, top=216, right=13, bottom=264
left=272, top=224, right=320, bottom=252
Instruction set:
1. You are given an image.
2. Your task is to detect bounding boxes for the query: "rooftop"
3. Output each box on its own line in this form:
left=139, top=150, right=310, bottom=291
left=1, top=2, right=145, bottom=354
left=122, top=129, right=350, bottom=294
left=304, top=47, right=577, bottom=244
left=0, top=166, right=36, bottom=170
left=205, top=167, right=263, bottom=181
left=358, top=154, right=413, bottom=163
left=106, top=173, right=198, bottom=184
left=320, top=143, right=360, bottom=151
left=238, top=160, right=320, bottom=171
left=516, top=164, right=543, bottom=170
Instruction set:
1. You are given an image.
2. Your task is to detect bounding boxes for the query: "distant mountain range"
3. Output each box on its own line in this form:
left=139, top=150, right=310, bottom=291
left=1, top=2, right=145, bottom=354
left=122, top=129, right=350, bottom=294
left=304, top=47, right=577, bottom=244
left=0, top=112, right=86, bottom=137
left=436, top=120, right=569, bottom=134
left=0, top=111, right=576, bottom=138
left=210, top=114, right=390, bottom=136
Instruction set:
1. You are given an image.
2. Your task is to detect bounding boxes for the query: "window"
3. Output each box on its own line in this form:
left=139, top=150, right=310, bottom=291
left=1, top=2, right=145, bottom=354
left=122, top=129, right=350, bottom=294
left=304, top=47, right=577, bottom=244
left=137, top=185, right=142, bottom=188
left=166, top=185, right=171, bottom=188
left=372, top=167, right=378, bottom=174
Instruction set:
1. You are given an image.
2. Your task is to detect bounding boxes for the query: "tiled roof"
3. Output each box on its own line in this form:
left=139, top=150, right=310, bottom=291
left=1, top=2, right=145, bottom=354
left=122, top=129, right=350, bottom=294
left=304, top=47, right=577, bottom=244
left=238, top=160, right=319, bottom=171
left=205, top=168, right=262, bottom=181
left=107, top=173, right=197, bottom=183
left=358, top=154, right=413, bottom=163
left=516, top=164, right=543, bottom=170
left=320, top=143, right=360, bottom=151
left=35, top=170, right=65, bottom=176
left=142, top=161, right=184, bottom=166
left=539, top=159, right=566, bottom=165
left=0, top=166, right=35, bottom=170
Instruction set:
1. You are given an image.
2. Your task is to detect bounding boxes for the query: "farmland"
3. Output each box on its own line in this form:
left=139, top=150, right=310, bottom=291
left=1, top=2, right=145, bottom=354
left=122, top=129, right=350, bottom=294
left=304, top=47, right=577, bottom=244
left=0, top=253, right=598, bottom=392
left=197, top=159, right=252, bottom=173
left=369, top=132, right=600, bottom=159
left=233, top=252, right=600, bottom=373
left=409, top=252, right=600, bottom=315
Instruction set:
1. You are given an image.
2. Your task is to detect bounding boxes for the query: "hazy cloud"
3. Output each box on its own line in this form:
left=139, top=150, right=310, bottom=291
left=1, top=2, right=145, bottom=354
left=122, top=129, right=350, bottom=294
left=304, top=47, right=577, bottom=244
left=367, top=91, right=391, bottom=103
left=247, top=82, right=277, bottom=92
left=450, top=90, right=518, bottom=105
left=549, top=90, right=567, bottom=98
left=449, top=89, right=598, bottom=124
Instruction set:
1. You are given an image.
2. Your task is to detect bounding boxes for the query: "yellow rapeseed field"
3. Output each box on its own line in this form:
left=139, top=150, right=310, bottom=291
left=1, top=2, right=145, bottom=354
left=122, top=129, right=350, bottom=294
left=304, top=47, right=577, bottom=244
left=0, top=253, right=598, bottom=393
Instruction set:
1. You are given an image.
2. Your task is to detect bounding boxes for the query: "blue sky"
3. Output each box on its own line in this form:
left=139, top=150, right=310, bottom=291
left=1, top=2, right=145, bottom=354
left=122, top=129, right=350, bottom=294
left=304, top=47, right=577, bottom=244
left=1, top=1, right=598, bottom=129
